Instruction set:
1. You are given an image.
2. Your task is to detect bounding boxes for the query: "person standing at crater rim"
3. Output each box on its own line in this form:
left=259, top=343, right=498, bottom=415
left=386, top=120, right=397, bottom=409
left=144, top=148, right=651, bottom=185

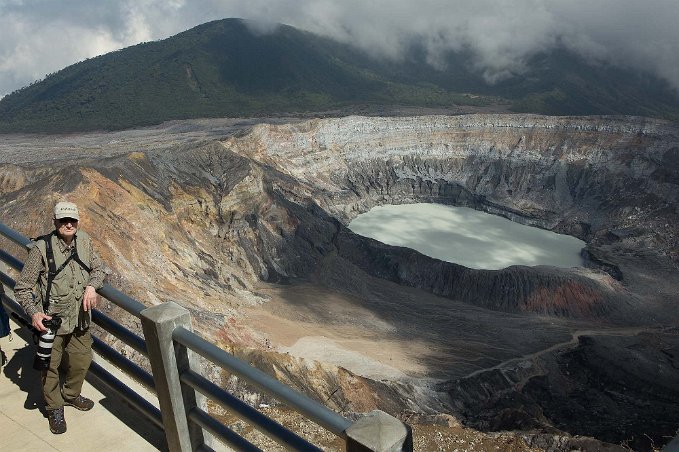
left=14, top=201, right=106, bottom=434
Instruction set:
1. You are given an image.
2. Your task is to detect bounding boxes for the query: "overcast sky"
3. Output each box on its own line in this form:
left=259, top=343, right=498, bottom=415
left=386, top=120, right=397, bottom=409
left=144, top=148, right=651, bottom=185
left=1, top=0, right=678, bottom=98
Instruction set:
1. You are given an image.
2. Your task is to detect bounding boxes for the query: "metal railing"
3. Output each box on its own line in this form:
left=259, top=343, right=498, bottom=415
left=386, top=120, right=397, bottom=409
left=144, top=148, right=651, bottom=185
left=0, top=221, right=412, bottom=451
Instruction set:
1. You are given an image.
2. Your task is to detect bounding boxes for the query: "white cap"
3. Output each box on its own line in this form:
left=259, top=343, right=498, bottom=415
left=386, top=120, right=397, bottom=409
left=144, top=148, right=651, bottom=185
left=54, top=201, right=80, bottom=220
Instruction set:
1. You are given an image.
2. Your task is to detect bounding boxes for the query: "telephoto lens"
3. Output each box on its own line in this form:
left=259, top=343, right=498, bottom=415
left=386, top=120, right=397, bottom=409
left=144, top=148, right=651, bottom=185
left=33, top=315, right=62, bottom=371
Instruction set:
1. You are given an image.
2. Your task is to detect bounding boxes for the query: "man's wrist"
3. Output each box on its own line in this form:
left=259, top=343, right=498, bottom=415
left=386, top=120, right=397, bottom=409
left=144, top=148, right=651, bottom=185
left=25, top=305, right=42, bottom=318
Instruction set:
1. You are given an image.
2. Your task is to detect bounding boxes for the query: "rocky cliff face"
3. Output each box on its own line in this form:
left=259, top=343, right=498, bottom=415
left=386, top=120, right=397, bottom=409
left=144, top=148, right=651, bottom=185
left=226, top=115, right=678, bottom=244
left=220, top=115, right=678, bottom=320
left=1, top=114, right=678, bottom=450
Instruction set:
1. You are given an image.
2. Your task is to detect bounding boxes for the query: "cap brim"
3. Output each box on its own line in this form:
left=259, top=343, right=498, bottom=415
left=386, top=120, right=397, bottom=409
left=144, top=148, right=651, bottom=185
left=54, top=213, right=80, bottom=220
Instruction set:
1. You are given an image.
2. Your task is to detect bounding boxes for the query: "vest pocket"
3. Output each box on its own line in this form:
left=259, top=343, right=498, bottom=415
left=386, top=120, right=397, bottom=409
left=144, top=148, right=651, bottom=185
left=48, top=294, right=68, bottom=316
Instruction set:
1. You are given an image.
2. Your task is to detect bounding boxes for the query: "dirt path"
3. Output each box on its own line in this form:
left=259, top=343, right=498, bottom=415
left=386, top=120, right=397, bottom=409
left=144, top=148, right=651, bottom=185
left=462, top=325, right=667, bottom=380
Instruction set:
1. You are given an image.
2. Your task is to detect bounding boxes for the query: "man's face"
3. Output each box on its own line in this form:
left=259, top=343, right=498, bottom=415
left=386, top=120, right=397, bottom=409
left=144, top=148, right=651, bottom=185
left=54, top=217, right=78, bottom=240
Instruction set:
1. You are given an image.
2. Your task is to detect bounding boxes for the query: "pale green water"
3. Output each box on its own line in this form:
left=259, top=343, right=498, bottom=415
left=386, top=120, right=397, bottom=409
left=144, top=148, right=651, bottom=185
left=348, top=203, right=585, bottom=270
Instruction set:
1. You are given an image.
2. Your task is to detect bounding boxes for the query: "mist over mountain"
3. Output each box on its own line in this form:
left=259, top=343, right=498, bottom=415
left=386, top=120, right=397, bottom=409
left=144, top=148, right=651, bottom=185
left=1, top=18, right=678, bottom=133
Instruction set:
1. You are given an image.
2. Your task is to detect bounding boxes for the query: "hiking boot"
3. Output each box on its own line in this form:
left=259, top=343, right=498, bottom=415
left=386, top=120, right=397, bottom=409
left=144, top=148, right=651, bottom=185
left=64, top=394, right=94, bottom=411
left=48, top=408, right=67, bottom=434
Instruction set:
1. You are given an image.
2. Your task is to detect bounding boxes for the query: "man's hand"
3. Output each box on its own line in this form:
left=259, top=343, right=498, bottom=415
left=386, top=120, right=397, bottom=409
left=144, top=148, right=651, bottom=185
left=83, top=285, right=98, bottom=312
left=32, top=312, right=52, bottom=332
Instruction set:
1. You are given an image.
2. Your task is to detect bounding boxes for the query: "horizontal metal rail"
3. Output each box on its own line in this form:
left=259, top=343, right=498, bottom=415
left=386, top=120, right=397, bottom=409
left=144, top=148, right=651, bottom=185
left=0, top=271, right=16, bottom=294
left=187, top=407, right=261, bottom=452
left=92, top=310, right=148, bottom=355
left=0, top=248, right=23, bottom=271
left=181, top=370, right=322, bottom=451
left=92, top=337, right=156, bottom=393
left=173, top=326, right=352, bottom=438
left=88, top=361, right=163, bottom=429
left=1, top=293, right=28, bottom=326
left=0, top=222, right=32, bottom=248
left=98, top=285, right=146, bottom=318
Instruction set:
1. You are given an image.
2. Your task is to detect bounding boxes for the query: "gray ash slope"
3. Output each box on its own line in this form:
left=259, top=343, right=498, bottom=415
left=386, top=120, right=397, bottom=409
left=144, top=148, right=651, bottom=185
left=1, top=113, right=678, bottom=450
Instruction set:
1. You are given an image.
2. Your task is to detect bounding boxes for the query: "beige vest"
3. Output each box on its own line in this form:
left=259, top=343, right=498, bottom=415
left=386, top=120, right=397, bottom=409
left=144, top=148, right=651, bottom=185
left=35, top=231, right=92, bottom=334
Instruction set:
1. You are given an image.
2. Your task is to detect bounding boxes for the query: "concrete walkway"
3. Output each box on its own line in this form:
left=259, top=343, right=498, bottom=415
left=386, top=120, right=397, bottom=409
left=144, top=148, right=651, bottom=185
left=1, top=316, right=166, bottom=452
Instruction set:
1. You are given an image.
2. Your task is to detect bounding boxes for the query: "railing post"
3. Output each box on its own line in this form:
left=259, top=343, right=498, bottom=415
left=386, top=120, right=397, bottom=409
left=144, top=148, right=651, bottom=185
left=140, top=301, right=208, bottom=452
left=344, top=410, right=413, bottom=452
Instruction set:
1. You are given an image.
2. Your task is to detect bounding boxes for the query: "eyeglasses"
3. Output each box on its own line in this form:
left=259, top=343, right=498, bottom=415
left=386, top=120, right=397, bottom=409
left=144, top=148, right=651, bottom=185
left=57, top=218, right=78, bottom=225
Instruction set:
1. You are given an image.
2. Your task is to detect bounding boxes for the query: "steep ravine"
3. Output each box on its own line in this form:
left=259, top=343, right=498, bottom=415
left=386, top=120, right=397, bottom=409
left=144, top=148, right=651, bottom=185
left=1, top=114, right=678, bottom=450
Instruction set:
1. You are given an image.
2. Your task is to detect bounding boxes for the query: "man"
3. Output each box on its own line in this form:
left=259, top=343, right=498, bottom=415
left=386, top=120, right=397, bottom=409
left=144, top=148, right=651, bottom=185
left=15, top=201, right=106, bottom=434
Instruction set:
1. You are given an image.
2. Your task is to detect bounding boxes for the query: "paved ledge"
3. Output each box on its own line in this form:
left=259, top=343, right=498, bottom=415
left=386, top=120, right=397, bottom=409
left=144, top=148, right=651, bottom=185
left=1, top=317, right=166, bottom=452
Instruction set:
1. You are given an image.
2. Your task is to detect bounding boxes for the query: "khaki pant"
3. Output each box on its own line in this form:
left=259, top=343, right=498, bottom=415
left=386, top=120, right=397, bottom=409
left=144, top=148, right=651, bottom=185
left=42, top=329, right=93, bottom=410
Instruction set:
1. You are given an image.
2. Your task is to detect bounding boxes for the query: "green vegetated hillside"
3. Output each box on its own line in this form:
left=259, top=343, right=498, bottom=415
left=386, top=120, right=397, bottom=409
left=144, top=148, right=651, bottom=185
left=1, top=18, right=678, bottom=133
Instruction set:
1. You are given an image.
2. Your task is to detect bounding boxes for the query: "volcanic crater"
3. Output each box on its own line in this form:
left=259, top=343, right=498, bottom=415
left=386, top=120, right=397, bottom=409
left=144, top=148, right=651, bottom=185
left=1, top=114, right=678, bottom=450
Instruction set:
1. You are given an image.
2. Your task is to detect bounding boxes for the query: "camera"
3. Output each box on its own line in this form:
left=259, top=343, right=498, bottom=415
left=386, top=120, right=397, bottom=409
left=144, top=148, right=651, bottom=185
left=33, top=315, right=62, bottom=371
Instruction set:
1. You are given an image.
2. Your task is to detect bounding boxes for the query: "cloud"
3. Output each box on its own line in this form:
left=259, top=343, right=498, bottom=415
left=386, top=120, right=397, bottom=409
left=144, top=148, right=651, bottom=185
left=1, top=0, right=679, bottom=98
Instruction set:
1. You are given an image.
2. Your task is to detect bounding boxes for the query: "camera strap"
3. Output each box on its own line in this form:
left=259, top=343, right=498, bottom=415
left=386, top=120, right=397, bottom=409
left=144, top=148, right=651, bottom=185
left=35, top=233, right=92, bottom=313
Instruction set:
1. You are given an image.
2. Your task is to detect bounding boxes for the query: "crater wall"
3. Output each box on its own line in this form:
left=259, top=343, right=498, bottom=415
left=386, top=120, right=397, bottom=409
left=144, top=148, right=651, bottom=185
left=2, top=114, right=678, bottom=449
